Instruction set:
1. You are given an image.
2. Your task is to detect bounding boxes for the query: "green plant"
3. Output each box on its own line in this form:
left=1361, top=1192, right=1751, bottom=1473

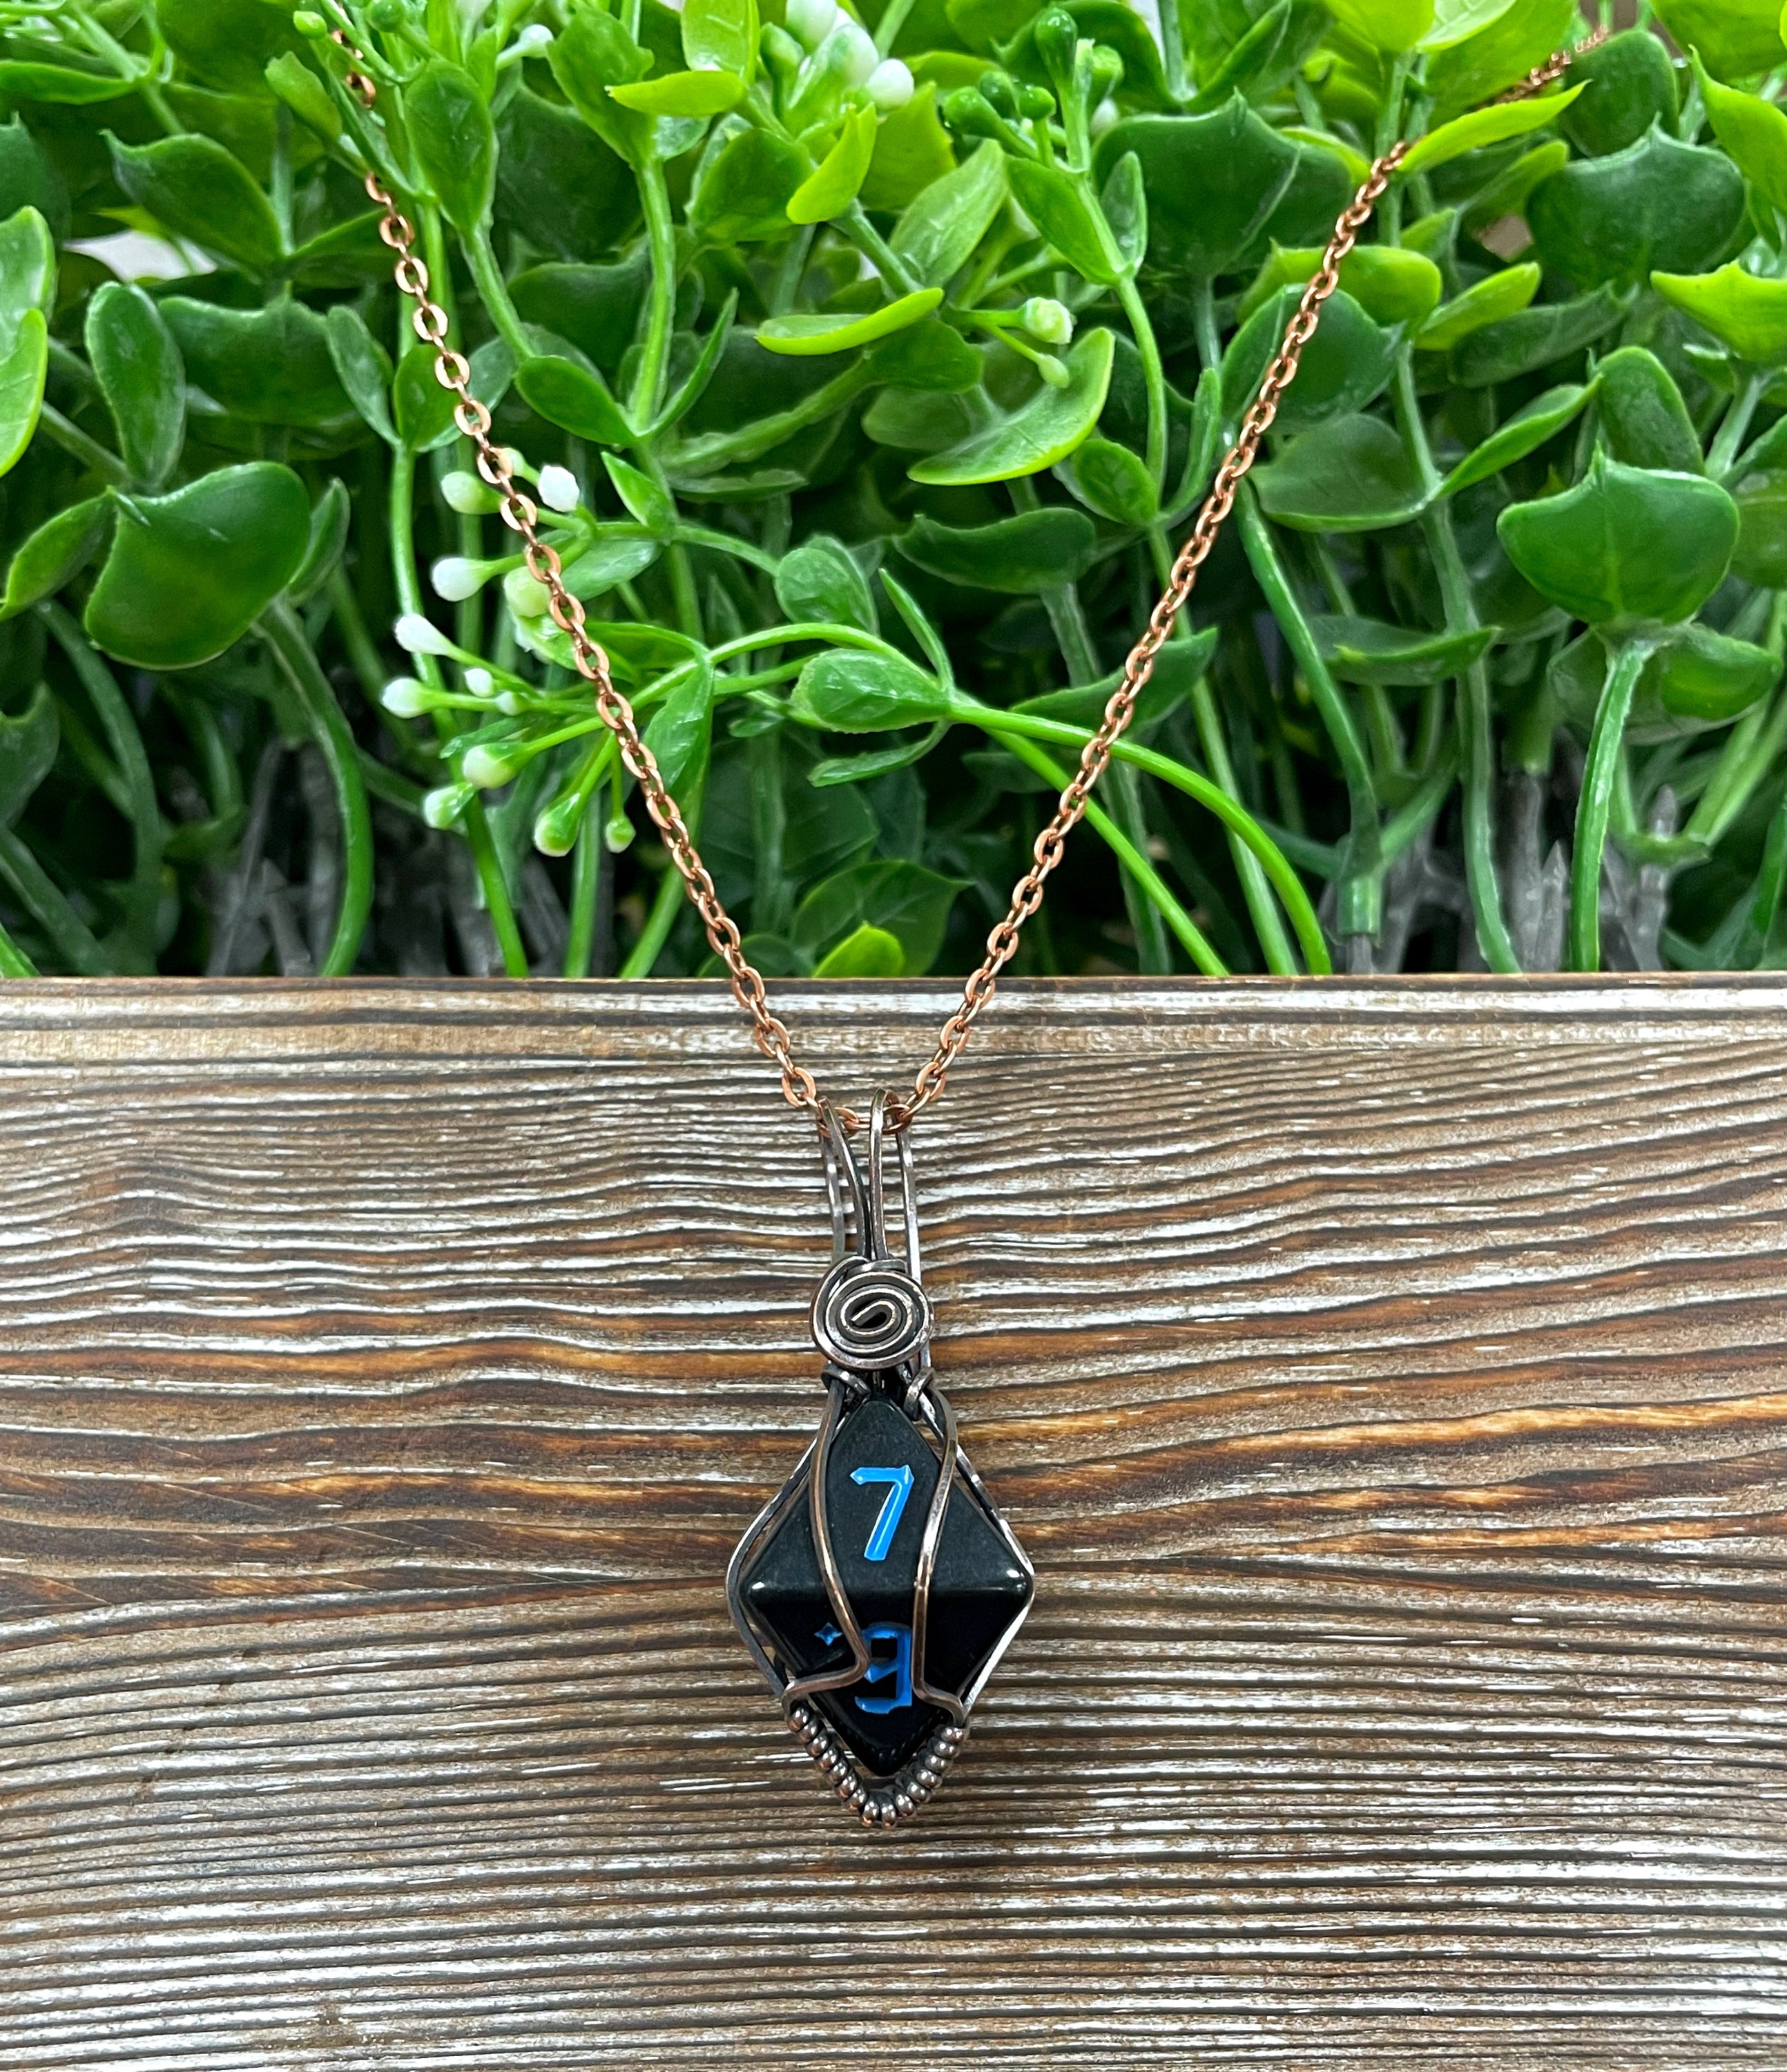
left=0, top=0, right=1785, bottom=979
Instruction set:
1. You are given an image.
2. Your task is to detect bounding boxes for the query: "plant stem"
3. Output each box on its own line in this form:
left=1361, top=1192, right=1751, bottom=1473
left=564, top=810, right=602, bottom=978
left=992, top=728, right=1226, bottom=975
left=619, top=862, right=684, bottom=978
left=630, top=160, right=679, bottom=429
left=261, top=601, right=374, bottom=976
left=837, top=200, right=923, bottom=298
left=37, top=404, right=128, bottom=486
left=1115, top=274, right=1167, bottom=493
left=43, top=602, right=162, bottom=966
left=387, top=445, right=529, bottom=975
left=463, top=221, right=533, bottom=366
left=1709, top=370, right=1770, bottom=478
left=954, top=694, right=1330, bottom=970
left=0, top=826, right=106, bottom=972
left=1569, top=635, right=1654, bottom=972
left=1390, top=356, right=1521, bottom=971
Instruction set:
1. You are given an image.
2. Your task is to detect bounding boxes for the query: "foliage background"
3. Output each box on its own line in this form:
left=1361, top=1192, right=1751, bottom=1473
left=0, top=0, right=1782, bottom=982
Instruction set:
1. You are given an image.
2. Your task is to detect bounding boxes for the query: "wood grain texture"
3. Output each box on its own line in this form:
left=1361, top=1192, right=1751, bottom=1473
left=0, top=974, right=1784, bottom=2070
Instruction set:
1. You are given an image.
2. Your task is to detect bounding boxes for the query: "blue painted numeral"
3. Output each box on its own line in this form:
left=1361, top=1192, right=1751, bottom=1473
left=851, top=1464, right=914, bottom=1561
left=817, top=1620, right=915, bottom=1714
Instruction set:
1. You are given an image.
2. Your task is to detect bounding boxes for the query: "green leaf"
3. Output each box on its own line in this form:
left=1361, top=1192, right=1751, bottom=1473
left=1652, top=0, right=1783, bottom=84
left=1696, top=59, right=1787, bottom=218
left=1421, top=0, right=1518, bottom=48
left=1527, top=129, right=1746, bottom=290
left=758, top=287, right=943, bottom=356
left=106, top=132, right=284, bottom=273
left=0, top=497, right=111, bottom=621
left=1449, top=281, right=1627, bottom=386
left=561, top=535, right=662, bottom=595
left=1561, top=30, right=1679, bottom=159
left=1550, top=624, right=1777, bottom=739
left=1092, top=97, right=1296, bottom=277
left=162, top=297, right=351, bottom=428
left=1007, top=158, right=1124, bottom=286
left=775, top=537, right=878, bottom=633
left=1061, top=435, right=1157, bottom=525
left=0, top=61, right=128, bottom=104
left=1415, top=262, right=1538, bottom=350
left=1242, top=244, right=1443, bottom=329
left=264, top=51, right=341, bottom=145
left=1597, top=346, right=1702, bottom=474
left=642, top=653, right=716, bottom=796
left=898, top=508, right=1099, bottom=592
left=862, top=83, right=958, bottom=212
left=891, top=141, right=1007, bottom=288
left=1497, top=453, right=1740, bottom=627
left=407, top=61, right=496, bottom=234
left=0, top=309, right=45, bottom=479
left=1654, top=265, right=1787, bottom=368
left=0, top=684, right=57, bottom=825
left=688, top=126, right=807, bottom=242
left=392, top=343, right=458, bottom=450
left=683, top=0, right=758, bottom=78
left=1324, top=0, right=1434, bottom=52
left=1014, top=629, right=1215, bottom=727
left=85, top=464, right=311, bottom=668
left=794, top=647, right=949, bottom=729
left=515, top=352, right=633, bottom=444
left=793, top=858, right=965, bottom=972
left=496, top=86, right=639, bottom=260
left=812, top=921, right=904, bottom=976
left=1311, top=615, right=1499, bottom=686
left=1222, top=287, right=1395, bottom=434
left=85, top=283, right=183, bottom=490
left=1426, top=0, right=1577, bottom=116
left=1400, top=86, right=1582, bottom=178
left=289, top=479, right=351, bottom=605
left=510, top=252, right=650, bottom=376
left=865, top=318, right=982, bottom=391
left=788, top=104, right=879, bottom=224
left=549, top=6, right=655, bottom=166
left=1439, top=381, right=1594, bottom=495
left=1733, top=467, right=1787, bottom=586
left=324, top=304, right=396, bottom=445
left=909, top=326, right=1114, bottom=484
left=160, top=0, right=309, bottom=95
left=1251, top=413, right=1428, bottom=531
left=610, top=67, right=746, bottom=114
left=0, top=207, right=54, bottom=336
left=603, top=452, right=676, bottom=530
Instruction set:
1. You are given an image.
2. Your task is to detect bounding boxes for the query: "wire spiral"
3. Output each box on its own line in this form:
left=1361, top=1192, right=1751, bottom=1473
left=811, top=1255, right=932, bottom=1373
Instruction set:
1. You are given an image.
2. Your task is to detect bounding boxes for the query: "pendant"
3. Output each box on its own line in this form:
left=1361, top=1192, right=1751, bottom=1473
left=728, top=1095, right=1034, bottom=1827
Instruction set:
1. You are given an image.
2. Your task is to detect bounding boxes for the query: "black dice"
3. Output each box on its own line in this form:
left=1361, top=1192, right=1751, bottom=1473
left=738, top=1394, right=1033, bottom=1775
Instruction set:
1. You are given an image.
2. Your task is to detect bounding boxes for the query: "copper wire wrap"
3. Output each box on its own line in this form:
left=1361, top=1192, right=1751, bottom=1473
left=334, top=21, right=1601, bottom=1133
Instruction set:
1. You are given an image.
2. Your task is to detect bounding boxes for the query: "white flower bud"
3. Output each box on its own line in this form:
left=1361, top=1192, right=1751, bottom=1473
left=838, top=20, right=879, bottom=84
left=537, top=463, right=581, bottom=512
left=508, top=22, right=552, bottom=54
left=464, top=666, right=494, bottom=696
left=394, top=612, right=453, bottom=655
left=503, top=568, right=552, bottom=619
left=605, top=809, right=636, bottom=854
left=441, top=470, right=500, bottom=515
left=497, top=691, right=524, bottom=715
left=1021, top=296, right=1074, bottom=345
left=786, top=0, right=841, bottom=50
left=422, top=783, right=472, bottom=829
left=1089, top=95, right=1119, bottom=139
left=380, top=677, right=433, bottom=718
left=867, top=57, right=913, bottom=110
left=429, top=555, right=487, bottom=602
left=462, top=745, right=519, bottom=789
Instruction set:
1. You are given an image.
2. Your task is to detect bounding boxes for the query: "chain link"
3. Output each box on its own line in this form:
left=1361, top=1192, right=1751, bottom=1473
left=334, top=23, right=1596, bottom=1134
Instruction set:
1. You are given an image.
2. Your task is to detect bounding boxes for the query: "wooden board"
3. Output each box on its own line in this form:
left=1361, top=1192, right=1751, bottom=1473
left=1, top=975, right=1784, bottom=2069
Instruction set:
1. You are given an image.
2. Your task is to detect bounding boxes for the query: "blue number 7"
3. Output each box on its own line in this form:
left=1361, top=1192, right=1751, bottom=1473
left=851, top=1464, right=914, bottom=1562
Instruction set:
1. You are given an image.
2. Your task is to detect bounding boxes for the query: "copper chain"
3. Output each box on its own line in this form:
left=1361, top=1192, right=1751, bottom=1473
left=332, top=21, right=1598, bottom=1133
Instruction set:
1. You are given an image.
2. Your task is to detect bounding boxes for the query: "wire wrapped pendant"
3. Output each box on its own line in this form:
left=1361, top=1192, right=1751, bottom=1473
left=728, top=1095, right=1034, bottom=1827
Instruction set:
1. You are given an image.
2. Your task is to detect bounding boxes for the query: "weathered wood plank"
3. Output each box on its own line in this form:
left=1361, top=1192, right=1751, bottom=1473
left=0, top=975, right=1783, bottom=2069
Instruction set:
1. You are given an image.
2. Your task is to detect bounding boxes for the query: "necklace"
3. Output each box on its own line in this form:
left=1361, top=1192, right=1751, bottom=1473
left=336, top=21, right=1599, bottom=1825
